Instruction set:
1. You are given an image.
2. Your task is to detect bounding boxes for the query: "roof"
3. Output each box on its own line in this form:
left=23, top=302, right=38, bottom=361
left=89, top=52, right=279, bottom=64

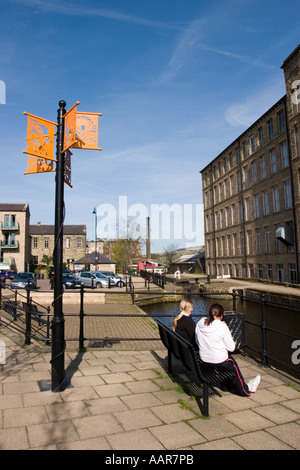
left=0, top=203, right=29, bottom=212
left=173, top=251, right=205, bottom=264
left=74, top=251, right=115, bottom=265
left=30, top=224, right=86, bottom=235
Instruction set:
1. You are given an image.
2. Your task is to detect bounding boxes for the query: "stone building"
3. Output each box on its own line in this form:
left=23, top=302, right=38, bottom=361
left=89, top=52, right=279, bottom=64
left=201, top=45, right=300, bottom=283
left=30, top=222, right=87, bottom=269
left=0, top=203, right=31, bottom=272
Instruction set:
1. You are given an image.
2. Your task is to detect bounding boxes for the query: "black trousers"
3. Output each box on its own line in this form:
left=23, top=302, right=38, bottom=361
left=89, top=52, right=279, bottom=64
left=214, top=355, right=250, bottom=396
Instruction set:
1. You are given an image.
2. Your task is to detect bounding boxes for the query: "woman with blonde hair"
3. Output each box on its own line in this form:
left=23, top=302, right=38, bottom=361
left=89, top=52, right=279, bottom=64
left=172, top=298, right=197, bottom=349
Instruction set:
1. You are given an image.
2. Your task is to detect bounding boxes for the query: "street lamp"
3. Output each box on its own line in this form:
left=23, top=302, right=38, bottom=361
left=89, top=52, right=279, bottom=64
left=92, top=207, right=98, bottom=268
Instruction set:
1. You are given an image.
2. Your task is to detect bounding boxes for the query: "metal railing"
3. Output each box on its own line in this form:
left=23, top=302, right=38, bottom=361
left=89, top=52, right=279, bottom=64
left=0, top=281, right=299, bottom=379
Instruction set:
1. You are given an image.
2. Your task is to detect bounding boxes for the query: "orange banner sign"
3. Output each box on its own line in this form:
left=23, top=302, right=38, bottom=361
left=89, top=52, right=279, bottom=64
left=63, top=101, right=80, bottom=152
left=73, top=112, right=102, bottom=150
left=24, top=155, right=55, bottom=175
left=23, top=112, right=57, bottom=161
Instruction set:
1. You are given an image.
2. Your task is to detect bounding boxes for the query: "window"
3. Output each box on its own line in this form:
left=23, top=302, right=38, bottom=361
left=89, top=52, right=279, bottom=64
left=66, top=237, right=71, bottom=248
left=280, top=140, right=288, bottom=168
left=242, top=141, right=247, bottom=159
left=275, top=224, right=282, bottom=253
left=277, top=264, right=284, bottom=283
left=249, top=135, right=255, bottom=154
left=289, top=264, right=297, bottom=284
left=235, top=264, right=239, bottom=277
left=33, top=237, right=38, bottom=248
left=258, top=127, right=264, bottom=147
left=233, top=233, right=237, bottom=255
left=265, top=227, right=270, bottom=253
left=295, top=127, right=300, bottom=155
left=278, top=109, right=286, bottom=133
left=249, top=263, right=254, bottom=278
left=272, top=186, right=280, bottom=212
left=270, top=148, right=277, bottom=174
left=237, top=171, right=242, bottom=191
left=254, top=194, right=260, bottom=218
left=225, top=178, right=230, bottom=198
left=239, top=201, right=244, bottom=222
left=251, top=161, right=257, bottom=184
left=262, top=190, right=269, bottom=215
left=267, top=118, right=274, bottom=140
left=284, top=180, right=292, bottom=209
left=243, top=166, right=249, bottom=188
left=260, top=155, right=266, bottom=178
left=227, top=235, right=232, bottom=255
left=76, top=237, right=82, bottom=248
left=235, top=146, right=240, bottom=164
left=247, top=230, right=253, bottom=254
left=44, top=237, right=49, bottom=248
left=240, top=232, right=245, bottom=255
left=256, top=228, right=261, bottom=253
left=258, top=264, right=263, bottom=278
left=267, top=264, right=273, bottom=280
left=226, top=206, right=231, bottom=226
left=33, top=256, right=38, bottom=265
left=230, top=175, right=235, bottom=195
left=232, top=203, right=236, bottom=224
left=245, top=197, right=251, bottom=220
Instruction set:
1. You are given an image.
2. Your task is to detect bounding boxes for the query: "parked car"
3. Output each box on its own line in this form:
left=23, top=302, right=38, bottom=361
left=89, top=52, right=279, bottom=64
left=11, top=272, right=37, bottom=289
left=78, top=271, right=109, bottom=288
left=49, top=266, right=71, bottom=278
left=0, top=270, right=17, bottom=281
left=99, top=271, right=127, bottom=287
left=62, top=273, right=81, bottom=289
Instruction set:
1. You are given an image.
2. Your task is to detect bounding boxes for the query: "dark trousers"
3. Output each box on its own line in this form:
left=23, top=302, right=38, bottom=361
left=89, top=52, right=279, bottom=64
left=214, top=355, right=250, bottom=397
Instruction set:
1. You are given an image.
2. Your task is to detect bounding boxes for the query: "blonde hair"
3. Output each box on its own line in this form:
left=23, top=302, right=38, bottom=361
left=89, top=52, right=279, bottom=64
left=172, top=299, right=193, bottom=331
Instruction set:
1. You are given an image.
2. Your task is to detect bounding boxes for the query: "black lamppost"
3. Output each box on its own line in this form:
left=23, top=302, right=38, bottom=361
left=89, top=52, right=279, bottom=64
left=92, top=207, right=98, bottom=269
left=51, top=100, right=66, bottom=392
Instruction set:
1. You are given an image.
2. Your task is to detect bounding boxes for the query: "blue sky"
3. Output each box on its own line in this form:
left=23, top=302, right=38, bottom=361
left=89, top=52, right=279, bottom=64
left=0, top=0, right=299, bottom=254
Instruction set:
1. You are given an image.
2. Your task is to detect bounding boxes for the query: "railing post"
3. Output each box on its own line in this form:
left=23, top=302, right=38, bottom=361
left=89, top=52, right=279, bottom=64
left=25, top=286, right=31, bottom=345
left=232, top=289, right=237, bottom=311
left=79, top=284, right=85, bottom=351
left=260, top=293, right=268, bottom=368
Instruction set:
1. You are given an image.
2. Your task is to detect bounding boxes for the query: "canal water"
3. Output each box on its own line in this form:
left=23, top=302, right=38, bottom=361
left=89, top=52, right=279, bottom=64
left=142, top=295, right=300, bottom=381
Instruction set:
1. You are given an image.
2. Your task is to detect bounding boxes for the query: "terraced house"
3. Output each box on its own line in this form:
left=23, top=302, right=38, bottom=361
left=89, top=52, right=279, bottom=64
left=201, top=45, right=300, bottom=283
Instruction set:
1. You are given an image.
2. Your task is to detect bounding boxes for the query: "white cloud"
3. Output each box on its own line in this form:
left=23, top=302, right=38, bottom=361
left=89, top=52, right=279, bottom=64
left=225, top=79, right=285, bottom=128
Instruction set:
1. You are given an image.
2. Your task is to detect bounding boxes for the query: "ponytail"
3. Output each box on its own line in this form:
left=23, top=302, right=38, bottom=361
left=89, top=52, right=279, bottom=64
left=205, top=303, right=224, bottom=326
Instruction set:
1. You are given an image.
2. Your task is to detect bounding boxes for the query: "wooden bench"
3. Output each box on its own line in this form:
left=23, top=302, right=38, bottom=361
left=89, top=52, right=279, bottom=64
left=155, top=318, right=241, bottom=417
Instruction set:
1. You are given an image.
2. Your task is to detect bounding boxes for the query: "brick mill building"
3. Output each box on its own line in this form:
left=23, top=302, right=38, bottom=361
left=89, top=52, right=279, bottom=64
left=201, top=45, right=300, bottom=283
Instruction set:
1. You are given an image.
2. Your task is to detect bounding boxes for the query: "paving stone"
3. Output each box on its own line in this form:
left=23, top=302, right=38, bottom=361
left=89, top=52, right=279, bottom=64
left=232, top=429, right=293, bottom=450
left=4, top=405, right=48, bottom=428
left=253, top=403, right=300, bottom=424
left=113, top=408, right=163, bottom=431
left=223, top=409, right=274, bottom=432
left=149, top=421, right=206, bottom=449
left=190, top=415, right=241, bottom=441
left=107, top=428, right=165, bottom=450
left=72, top=413, right=123, bottom=440
left=267, top=422, right=300, bottom=449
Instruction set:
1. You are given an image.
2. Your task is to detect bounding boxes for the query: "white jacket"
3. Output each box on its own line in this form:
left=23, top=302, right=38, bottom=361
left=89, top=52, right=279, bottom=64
left=195, top=317, right=236, bottom=364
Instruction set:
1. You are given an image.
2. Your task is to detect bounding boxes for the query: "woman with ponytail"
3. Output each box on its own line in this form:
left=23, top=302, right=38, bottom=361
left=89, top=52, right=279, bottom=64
left=195, top=303, right=260, bottom=395
left=172, top=299, right=197, bottom=349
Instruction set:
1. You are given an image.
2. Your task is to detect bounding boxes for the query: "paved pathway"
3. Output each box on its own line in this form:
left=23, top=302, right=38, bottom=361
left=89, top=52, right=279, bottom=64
left=1, top=314, right=300, bottom=450
left=0, top=276, right=300, bottom=451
